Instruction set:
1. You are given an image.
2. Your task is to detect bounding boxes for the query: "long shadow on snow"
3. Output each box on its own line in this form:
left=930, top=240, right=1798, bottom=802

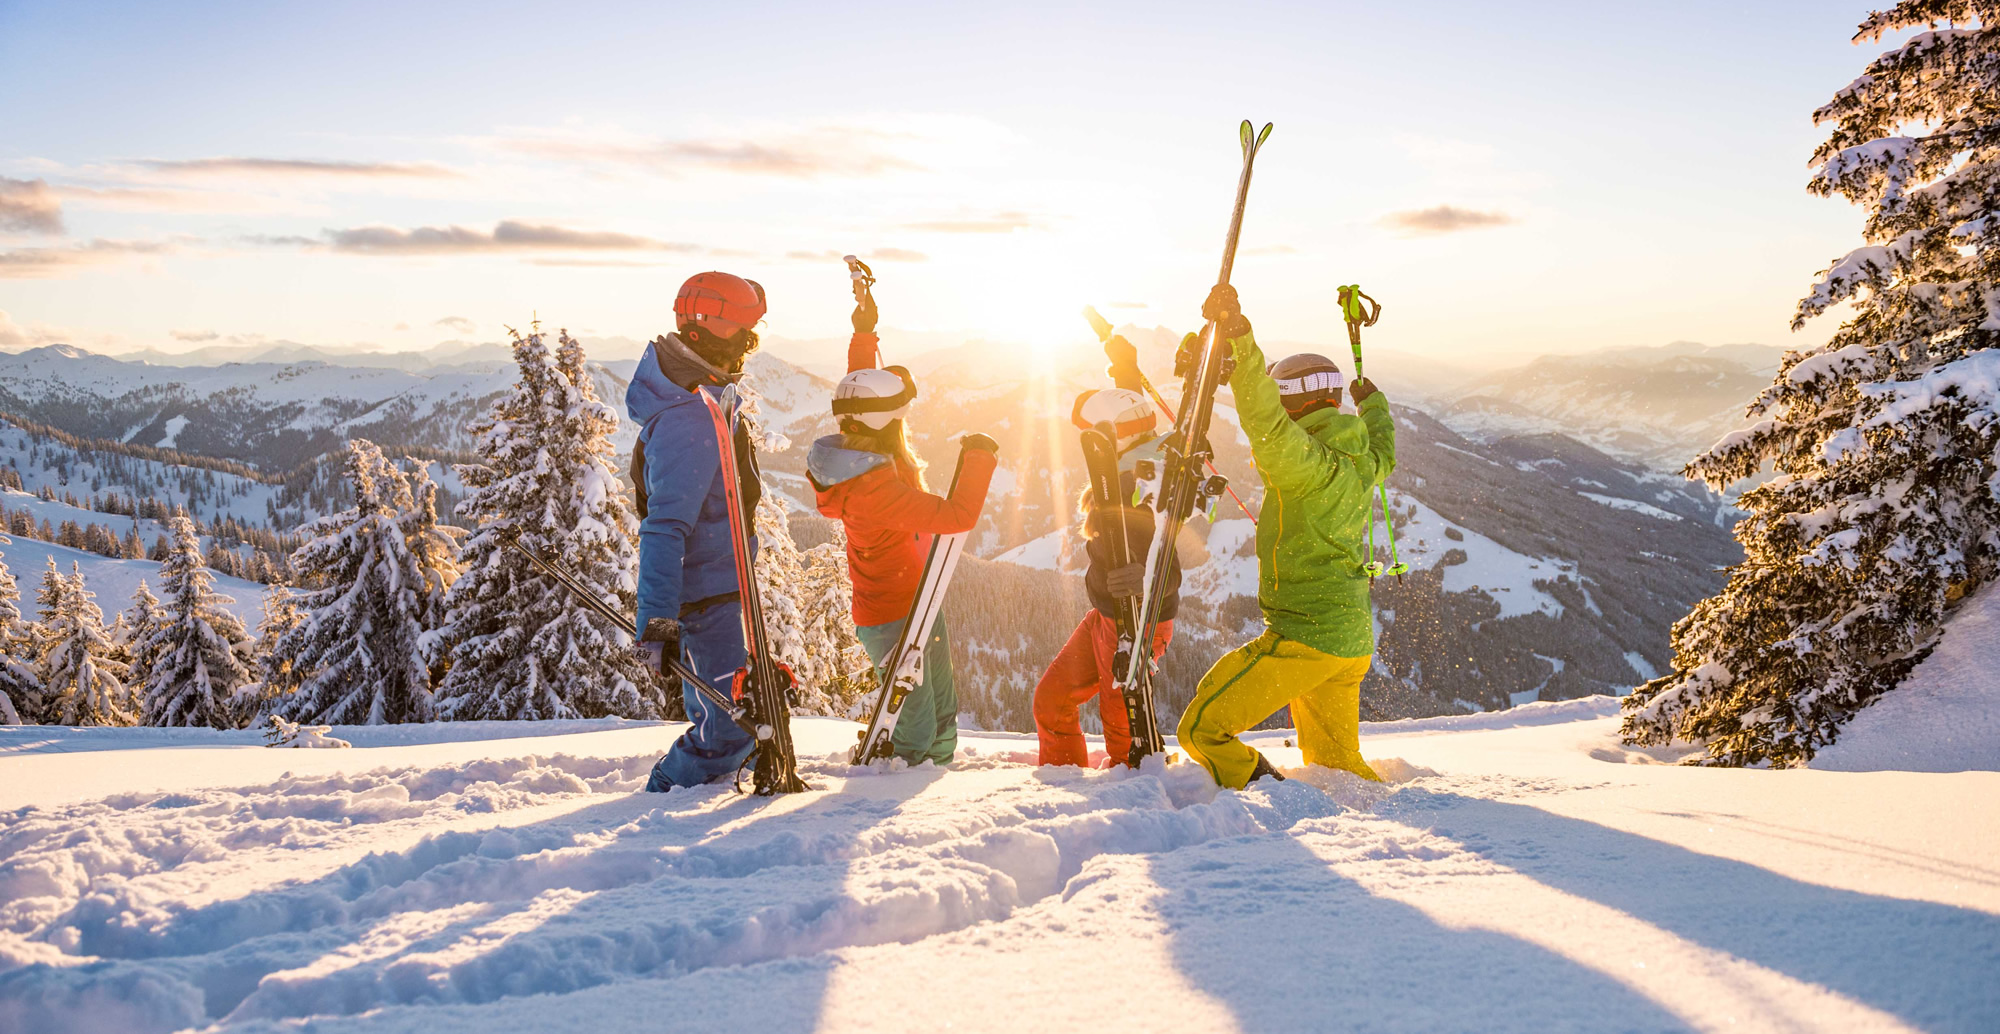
left=1147, top=785, right=1696, bottom=1033
left=1379, top=789, right=2000, bottom=1033
left=1, top=765, right=949, bottom=1034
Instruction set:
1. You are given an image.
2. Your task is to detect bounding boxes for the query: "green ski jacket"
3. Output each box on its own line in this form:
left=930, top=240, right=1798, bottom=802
left=1226, top=330, right=1396, bottom=658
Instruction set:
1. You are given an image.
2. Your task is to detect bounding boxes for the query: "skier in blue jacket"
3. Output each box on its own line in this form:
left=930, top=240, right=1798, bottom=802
left=629, top=271, right=769, bottom=791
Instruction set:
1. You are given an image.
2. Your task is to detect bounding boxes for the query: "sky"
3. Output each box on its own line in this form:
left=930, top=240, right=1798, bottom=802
left=0, top=0, right=1901, bottom=370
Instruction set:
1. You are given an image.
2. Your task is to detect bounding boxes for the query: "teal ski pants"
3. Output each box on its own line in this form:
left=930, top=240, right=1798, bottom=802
left=855, top=617, right=957, bottom=765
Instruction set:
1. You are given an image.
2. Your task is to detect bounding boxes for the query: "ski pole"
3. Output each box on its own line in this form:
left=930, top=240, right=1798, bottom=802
left=844, top=255, right=882, bottom=368
left=503, top=536, right=748, bottom=721
left=1081, top=305, right=1259, bottom=524
left=1339, top=285, right=1405, bottom=581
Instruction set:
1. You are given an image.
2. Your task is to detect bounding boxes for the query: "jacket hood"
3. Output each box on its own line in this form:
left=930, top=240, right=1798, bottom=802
left=808, top=435, right=892, bottom=495
left=627, top=334, right=733, bottom=426
left=1298, top=406, right=1368, bottom=456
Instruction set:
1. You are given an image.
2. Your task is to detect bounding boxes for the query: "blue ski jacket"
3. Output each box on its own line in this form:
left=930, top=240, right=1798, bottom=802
left=627, top=337, right=758, bottom=638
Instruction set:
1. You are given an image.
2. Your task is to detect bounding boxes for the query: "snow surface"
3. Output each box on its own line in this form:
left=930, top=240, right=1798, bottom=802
left=1, top=702, right=1993, bottom=1033
left=1812, top=586, right=2000, bottom=773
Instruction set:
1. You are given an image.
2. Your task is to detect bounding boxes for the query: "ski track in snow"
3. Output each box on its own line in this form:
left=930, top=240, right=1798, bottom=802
left=0, top=712, right=1995, bottom=1033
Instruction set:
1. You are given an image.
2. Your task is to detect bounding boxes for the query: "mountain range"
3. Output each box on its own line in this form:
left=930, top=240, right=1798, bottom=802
left=0, top=334, right=1761, bottom=722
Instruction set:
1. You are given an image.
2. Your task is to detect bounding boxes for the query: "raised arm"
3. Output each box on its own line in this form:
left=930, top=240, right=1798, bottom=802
left=863, top=441, right=999, bottom=534
left=849, top=282, right=882, bottom=372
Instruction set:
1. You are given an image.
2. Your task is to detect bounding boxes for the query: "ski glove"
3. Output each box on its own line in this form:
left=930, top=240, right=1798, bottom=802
left=1104, top=334, right=1139, bottom=375
left=960, top=432, right=1000, bottom=454
left=1174, top=330, right=1237, bottom=382
left=640, top=617, right=683, bottom=676
left=852, top=292, right=879, bottom=335
left=1201, top=283, right=1253, bottom=340
left=1105, top=562, right=1147, bottom=598
left=1350, top=377, right=1381, bottom=404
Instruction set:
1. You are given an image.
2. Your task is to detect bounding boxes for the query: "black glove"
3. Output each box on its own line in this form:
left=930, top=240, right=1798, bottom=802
left=1350, top=377, right=1381, bottom=404
left=640, top=617, right=683, bottom=675
left=1174, top=331, right=1201, bottom=378
left=1201, top=283, right=1252, bottom=339
left=852, top=291, right=878, bottom=335
left=1105, top=562, right=1146, bottom=598
left=960, top=432, right=999, bottom=454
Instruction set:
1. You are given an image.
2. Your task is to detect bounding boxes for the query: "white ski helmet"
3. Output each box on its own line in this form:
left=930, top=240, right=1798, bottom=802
left=1268, top=353, right=1345, bottom=416
left=1071, top=388, right=1157, bottom=449
left=833, top=366, right=917, bottom=431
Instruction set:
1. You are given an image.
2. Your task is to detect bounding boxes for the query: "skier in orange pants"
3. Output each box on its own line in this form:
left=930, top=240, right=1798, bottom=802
left=1033, top=333, right=1182, bottom=767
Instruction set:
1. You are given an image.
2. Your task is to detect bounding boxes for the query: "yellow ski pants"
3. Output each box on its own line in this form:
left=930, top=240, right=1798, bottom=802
left=1178, top=630, right=1380, bottom=788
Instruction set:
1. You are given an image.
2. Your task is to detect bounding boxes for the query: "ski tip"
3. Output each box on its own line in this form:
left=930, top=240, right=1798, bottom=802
left=1257, top=122, right=1274, bottom=146
left=1082, top=305, right=1112, bottom=341
left=1239, top=119, right=1254, bottom=152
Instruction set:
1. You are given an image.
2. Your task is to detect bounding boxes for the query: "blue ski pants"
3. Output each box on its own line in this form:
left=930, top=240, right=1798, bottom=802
left=646, top=599, right=757, bottom=791
left=856, top=617, right=957, bottom=765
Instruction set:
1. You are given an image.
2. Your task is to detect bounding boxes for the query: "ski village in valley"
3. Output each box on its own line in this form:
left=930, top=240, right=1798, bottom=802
left=1, top=3, right=1997, bottom=1031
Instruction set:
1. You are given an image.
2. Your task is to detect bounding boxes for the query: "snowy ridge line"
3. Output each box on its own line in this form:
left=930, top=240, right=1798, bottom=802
left=0, top=747, right=1398, bottom=1032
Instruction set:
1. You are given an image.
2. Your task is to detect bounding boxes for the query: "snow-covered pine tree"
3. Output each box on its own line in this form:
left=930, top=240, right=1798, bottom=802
left=142, top=508, right=253, bottom=728
left=122, top=580, right=164, bottom=683
left=35, top=559, right=134, bottom=726
left=426, top=329, right=652, bottom=721
left=0, top=544, right=41, bottom=723
left=734, top=366, right=872, bottom=716
left=273, top=440, right=456, bottom=725
left=1624, top=2, right=2000, bottom=767
left=251, top=584, right=306, bottom=712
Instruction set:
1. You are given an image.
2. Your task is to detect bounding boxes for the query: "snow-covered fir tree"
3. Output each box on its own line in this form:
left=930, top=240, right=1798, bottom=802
left=273, top=440, right=460, bottom=725
left=734, top=368, right=871, bottom=716
left=121, top=580, right=164, bottom=688
left=250, top=585, right=306, bottom=714
left=1625, top=1, right=2000, bottom=766
left=142, top=508, right=253, bottom=728
left=427, top=329, right=653, bottom=721
left=0, top=545, right=40, bottom=723
left=35, top=559, right=133, bottom=726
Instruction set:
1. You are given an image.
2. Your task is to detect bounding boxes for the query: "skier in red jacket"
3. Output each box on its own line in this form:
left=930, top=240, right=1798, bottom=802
left=1033, top=333, right=1181, bottom=768
left=808, top=283, right=997, bottom=765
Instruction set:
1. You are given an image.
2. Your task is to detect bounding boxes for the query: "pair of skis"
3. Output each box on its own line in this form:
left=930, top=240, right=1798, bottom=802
left=847, top=459, right=971, bottom=764
left=1112, top=118, right=1276, bottom=768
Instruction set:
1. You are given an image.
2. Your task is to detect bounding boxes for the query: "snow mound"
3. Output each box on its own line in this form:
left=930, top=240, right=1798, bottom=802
left=1812, top=587, right=2000, bottom=772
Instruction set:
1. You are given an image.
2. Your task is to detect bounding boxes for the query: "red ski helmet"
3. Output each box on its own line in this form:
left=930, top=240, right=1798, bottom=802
left=674, top=271, right=767, bottom=327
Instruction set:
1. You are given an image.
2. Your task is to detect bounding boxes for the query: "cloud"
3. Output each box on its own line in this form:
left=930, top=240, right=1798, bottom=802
left=0, top=177, right=64, bottom=234
left=786, top=247, right=927, bottom=263
left=901, top=211, right=1037, bottom=234
left=1379, top=205, right=1518, bottom=236
left=170, top=328, right=219, bottom=342
left=496, top=127, right=921, bottom=179
left=312, top=221, right=701, bottom=255
left=428, top=317, right=473, bottom=335
left=0, top=309, right=75, bottom=348
left=140, top=157, right=461, bottom=179
left=0, top=239, right=171, bottom=278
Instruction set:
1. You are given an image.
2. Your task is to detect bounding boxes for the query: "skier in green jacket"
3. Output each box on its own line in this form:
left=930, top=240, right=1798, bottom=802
left=1177, top=283, right=1395, bottom=788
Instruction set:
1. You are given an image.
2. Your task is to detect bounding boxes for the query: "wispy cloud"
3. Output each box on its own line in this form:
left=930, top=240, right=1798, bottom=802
left=0, top=309, right=75, bottom=348
left=1379, top=204, right=1518, bottom=237
left=786, top=247, right=927, bottom=263
left=495, top=126, right=921, bottom=179
left=170, top=328, right=220, bottom=342
left=901, top=211, right=1037, bottom=234
left=434, top=316, right=476, bottom=334
left=0, top=177, right=64, bottom=235
left=0, top=239, right=171, bottom=278
left=140, top=157, right=461, bottom=179
left=274, top=221, right=703, bottom=255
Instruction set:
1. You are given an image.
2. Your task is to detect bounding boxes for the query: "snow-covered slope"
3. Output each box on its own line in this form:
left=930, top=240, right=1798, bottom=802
left=1811, top=586, right=2000, bottom=773
left=0, top=705, right=1992, bottom=1033
left=0, top=537, right=267, bottom=624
